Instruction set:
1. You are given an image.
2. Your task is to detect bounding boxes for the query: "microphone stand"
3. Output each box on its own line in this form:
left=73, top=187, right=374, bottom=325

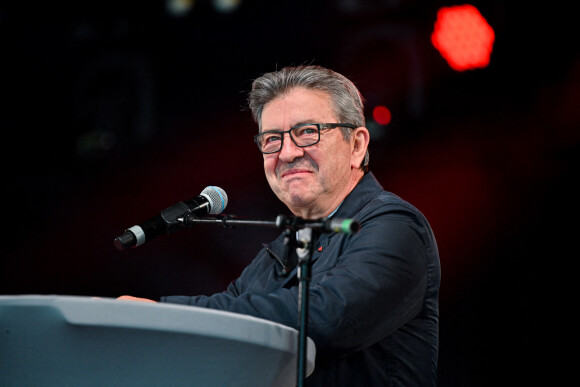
left=180, top=213, right=358, bottom=386
left=294, top=226, right=319, bottom=387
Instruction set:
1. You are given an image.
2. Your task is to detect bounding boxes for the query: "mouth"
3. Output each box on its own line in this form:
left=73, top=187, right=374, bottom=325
left=281, top=169, right=312, bottom=179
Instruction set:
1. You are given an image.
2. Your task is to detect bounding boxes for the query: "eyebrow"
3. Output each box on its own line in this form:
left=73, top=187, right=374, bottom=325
left=261, top=120, right=316, bottom=133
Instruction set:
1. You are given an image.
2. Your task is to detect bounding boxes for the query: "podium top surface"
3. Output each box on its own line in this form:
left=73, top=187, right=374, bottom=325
left=0, top=294, right=316, bottom=386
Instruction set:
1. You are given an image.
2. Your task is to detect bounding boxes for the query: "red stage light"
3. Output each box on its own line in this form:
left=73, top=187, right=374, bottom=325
left=372, top=105, right=392, bottom=125
left=431, top=4, right=495, bottom=71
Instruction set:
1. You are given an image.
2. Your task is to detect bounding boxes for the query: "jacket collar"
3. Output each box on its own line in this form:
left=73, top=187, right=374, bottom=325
left=332, top=171, right=383, bottom=220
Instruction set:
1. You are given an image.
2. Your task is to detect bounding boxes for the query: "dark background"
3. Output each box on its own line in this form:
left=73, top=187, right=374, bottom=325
left=1, top=1, right=577, bottom=385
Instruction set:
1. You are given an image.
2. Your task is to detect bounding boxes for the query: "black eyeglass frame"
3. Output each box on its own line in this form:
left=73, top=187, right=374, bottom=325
left=254, top=123, right=357, bottom=154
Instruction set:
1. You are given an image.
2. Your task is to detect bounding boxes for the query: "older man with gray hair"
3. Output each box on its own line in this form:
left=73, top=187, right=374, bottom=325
left=122, top=65, right=441, bottom=386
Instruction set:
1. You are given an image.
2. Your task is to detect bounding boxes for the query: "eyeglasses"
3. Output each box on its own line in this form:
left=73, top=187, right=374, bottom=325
left=254, top=123, right=356, bottom=154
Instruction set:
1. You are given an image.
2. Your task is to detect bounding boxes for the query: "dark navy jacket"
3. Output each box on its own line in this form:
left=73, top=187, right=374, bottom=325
left=161, top=172, right=440, bottom=386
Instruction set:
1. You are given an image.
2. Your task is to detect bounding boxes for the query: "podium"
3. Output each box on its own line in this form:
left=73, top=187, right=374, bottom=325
left=0, top=295, right=316, bottom=386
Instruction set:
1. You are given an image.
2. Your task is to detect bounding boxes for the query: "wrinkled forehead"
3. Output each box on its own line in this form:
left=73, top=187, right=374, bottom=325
left=259, top=87, right=336, bottom=131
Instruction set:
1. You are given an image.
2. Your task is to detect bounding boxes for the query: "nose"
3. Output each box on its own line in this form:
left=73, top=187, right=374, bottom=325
left=278, top=131, right=304, bottom=162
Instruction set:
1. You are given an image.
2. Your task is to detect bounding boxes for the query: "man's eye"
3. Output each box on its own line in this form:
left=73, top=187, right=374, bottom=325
left=295, top=126, right=318, bottom=136
left=264, top=134, right=281, bottom=143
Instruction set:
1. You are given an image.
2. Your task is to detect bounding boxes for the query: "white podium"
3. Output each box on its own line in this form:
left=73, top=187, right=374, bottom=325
left=0, top=295, right=315, bottom=386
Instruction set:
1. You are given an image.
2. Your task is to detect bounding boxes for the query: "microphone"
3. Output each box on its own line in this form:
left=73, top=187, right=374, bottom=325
left=114, top=186, right=228, bottom=251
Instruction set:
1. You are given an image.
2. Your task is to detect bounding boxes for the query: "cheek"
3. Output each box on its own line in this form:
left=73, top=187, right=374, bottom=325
left=263, top=156, right=277, bottom=175
left=317, top=146, right=348, bottom=175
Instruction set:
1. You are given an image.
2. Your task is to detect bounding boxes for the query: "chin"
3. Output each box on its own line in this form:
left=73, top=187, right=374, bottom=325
left=286, top=191, right=315, bottom=208
left=271, top=182, right=317, bottom=209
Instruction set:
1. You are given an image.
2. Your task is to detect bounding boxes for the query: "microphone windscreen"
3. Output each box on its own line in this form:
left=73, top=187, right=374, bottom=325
left=201, top=186, right=228, bottom=214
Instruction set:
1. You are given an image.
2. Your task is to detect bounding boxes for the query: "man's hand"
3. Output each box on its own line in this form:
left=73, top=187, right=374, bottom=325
left=117, top=295, right=157, bottom=303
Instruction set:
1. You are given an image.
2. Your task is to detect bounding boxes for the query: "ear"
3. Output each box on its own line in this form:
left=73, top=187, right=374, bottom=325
left=350, top=127, right=370, bottom=169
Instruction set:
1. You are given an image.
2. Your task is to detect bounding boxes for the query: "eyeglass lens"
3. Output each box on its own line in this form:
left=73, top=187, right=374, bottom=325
left=257, top=124, right=320, bottom=153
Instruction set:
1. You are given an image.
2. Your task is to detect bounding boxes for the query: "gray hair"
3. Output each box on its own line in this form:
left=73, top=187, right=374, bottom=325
left=248, top=65, right=369, bottom=171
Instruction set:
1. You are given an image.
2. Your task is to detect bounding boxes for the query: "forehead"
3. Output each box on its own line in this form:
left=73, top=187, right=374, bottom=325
left=261, top=87, right=336, bottom=129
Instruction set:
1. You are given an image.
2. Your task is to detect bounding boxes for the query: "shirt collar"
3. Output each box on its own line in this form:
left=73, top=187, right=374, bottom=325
left=327, top=202, right=343, bottom=218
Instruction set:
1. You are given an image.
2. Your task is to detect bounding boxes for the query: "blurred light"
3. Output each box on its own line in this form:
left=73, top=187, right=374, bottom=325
left=372, top=105, right=392, bottom=125
left=431, top=4, right=495, bottom=71
left=166, top=0, right=194, bottom=17
left=213, top=0, right=242, bottom=13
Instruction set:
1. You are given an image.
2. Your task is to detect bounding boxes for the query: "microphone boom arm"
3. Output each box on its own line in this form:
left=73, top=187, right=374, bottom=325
left=180, top=214, right=360, bottom=234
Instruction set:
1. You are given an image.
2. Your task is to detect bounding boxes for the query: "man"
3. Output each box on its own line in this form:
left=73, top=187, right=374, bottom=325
left=121, top=65, right=440, bottom=385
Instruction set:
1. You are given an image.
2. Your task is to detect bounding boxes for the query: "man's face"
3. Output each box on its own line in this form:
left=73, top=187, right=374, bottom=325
left=260, top=87, right=356, bottom=218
